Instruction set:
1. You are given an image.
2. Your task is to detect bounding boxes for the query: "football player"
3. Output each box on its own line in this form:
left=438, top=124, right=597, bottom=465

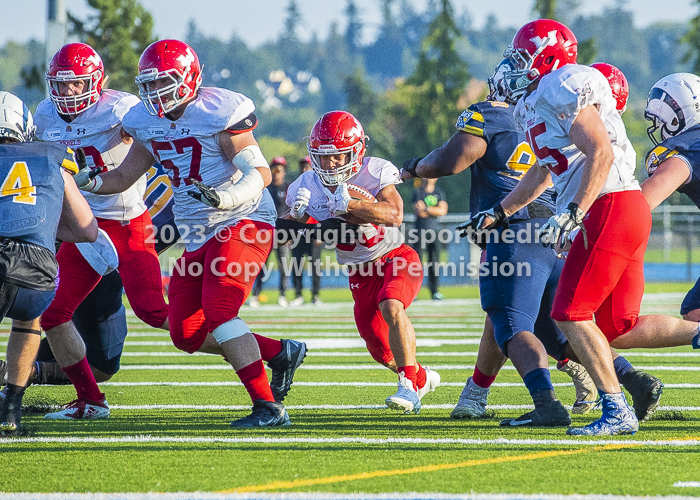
left=73, top=39, right=305, bottom=427
left=639, top=73, right=700, bottom=334
left=403, top=59, right=661, bottom=425
left=285, top=110, right=440, bottom=414
left=476, top=20, right=700, bottom=435
left=0, top=92, right=98, bottom=434
left=30, top=43, right=168, bottom=420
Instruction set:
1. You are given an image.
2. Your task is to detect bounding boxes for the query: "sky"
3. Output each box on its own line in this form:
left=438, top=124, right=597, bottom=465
left=3, top=0, right=696, bottom=48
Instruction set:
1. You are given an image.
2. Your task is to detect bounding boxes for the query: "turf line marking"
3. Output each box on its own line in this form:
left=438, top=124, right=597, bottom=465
left=113, top=364, right=700, bottom=371
left=7, top=436, right=700, bottom=447
left=104, top=404, right=700, bottom=411
left=220, top=444, right=632, bottom=493
left=95, top=381, right=700, bottom=389
left=674, top=482, right=700, bottom=488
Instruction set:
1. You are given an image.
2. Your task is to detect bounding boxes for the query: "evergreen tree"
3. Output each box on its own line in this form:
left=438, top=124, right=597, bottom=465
left=682, top=0, right=700, bottom=74
left=68, top=0, right=154, bottom=93
left=533, top=0, right=557, bottom=19
left=345, top=0, right=363, bottom=56
left=283, top=0, right=302, bottom=41
left=392, top=0, right=469, bottom=157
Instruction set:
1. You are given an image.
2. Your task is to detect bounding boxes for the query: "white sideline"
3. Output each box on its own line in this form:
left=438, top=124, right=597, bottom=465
left=674, top=482, right=700, bottom=488
left=4, top=435, right=700, bottom=447
left=96, top=381, right=700, bottom=389
left=105, top=404, right=699, bottom=411
left=112, top=364, right=700, bottom=371
left=3, top=493, right=699, bottom=500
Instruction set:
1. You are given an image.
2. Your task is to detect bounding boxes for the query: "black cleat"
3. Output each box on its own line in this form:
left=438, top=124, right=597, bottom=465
left=500, top=390, right=571, bottom=427
left=230, top=399, right=291, bottom=428
left=621, top=371, right=664, bottom=422
left=268, top=339, right=307, bottom=402
left=0, top=389, right=23, bottom=435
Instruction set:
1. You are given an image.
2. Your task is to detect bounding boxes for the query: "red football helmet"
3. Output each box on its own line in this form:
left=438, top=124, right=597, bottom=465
left=307, top=111, right=367, bottom=186
left=45, top=43, right=104, bottom=115
left=135, top=40, right=202, bottom=117
left=503, top=19, right=578, bottom=101
left=590, top=62, right=629, bottom=114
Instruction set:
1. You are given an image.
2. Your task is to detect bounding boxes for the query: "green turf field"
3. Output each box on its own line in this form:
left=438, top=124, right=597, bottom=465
left=1, top=286, right=700, bottom=498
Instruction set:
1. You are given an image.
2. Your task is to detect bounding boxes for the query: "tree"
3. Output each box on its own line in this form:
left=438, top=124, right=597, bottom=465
left=391, top=0, right=469, bottom=157
left=283, top=0, right=302, bottom=42
left=682, top=0, right=700, bottom=74
left=68, top=0, right=154, bottom=93
left=345, top=0, right=363, bottom=56
left=533, top=0, right=556, bottom=19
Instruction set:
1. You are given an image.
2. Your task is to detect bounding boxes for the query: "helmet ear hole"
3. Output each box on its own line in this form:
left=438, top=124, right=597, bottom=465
left=545, top=56, right=554, bottom=65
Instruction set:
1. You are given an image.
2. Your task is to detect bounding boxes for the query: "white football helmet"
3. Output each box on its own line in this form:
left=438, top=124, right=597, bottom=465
left=0, top=91, right=35, bottom=143
left=645, top=73, right=700, bottom=145
left=488, top=59, right=522, bottom=104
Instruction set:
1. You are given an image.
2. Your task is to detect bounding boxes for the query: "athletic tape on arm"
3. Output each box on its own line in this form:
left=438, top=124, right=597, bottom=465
left=220, top=145, right=267, bottom=208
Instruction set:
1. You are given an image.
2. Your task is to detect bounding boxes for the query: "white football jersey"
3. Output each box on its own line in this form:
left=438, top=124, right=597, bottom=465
left=514, top=64, right=639, bottom=213
left=34, top=90, right=147, bottom=220
left=286, top=157, right=403, bottom=265
left=122, top=87, right=275, bottom=251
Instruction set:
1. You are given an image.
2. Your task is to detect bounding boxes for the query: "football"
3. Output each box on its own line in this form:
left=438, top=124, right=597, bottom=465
left=342, top=184, right=376, bottom=225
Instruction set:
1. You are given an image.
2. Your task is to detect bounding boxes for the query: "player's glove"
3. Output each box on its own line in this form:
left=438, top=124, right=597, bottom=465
left=538, top=202, right=588, bottom=251
left=290, top=188, right=311, bottom=219
left=331, top=183, right=352, bottom=216
left=73, top=148, right=103, bottom=193
left=455, top=204, right=507, bottom=250
left=188, top=179, right=231, bottom=209
left=400, top=157, right=424, bottom=180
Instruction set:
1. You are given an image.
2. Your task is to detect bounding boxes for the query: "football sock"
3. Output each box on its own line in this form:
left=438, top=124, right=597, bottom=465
left=4, top=383, right=26, bottom=400
left=613, top=356, right=636, bottom=385
left=523, top=368, right=554, bottom=397
left=415, top=364, right=427, bottom=390
left=556, top=358, right=570, bottom=369
left=472, top=366, right=497, bottom=389
left=236, top=359, right=275, bottom=402
left=399, top=365, right=418, bottom=390
left=252, top=334, right=283, bottom=361
left=62, top=357, right=103, bottom=402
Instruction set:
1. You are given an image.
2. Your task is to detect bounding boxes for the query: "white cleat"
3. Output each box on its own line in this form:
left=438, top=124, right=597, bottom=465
left=385, top=373, right=421, bottom=414
left=417, top=367, right=440, bottom=400
left=44, top=396, right=110, bottom=420
left=451, top=376, right=489, bottom=419
left=289, top=296, right=305, bottom=307
left=277, top=296, right=289, bottom=308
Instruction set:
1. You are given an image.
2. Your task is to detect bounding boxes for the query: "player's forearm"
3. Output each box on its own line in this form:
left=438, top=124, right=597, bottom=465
left=572, top=150, right=613, bottom=213
left=347, top=200, right=403, bottom=226
left=499, top=165, right=551, bottom=216
left=415, top=133, right=481, bottom=178
left=92, top=168, right=142, bottom=195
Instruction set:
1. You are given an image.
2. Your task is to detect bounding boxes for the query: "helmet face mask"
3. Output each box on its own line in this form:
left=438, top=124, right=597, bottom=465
left=135, top=40, right=202, bottom=118
left=0, top=92, right=35, bottom=143
left=645, top=73, right=700, bottom=146
left=502, top=19, right=578, bottom=102
left=46, top=43, right=104, bottom=116
left=307, top=111, right=367, bottom=186
left=488, top=59, right=523, bottom=104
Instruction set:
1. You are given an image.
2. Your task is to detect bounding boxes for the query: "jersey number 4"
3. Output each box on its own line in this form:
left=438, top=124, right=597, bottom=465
left=1, top=161, right=36, bottom=205
left=151, top=138, right=203, bottom=188
left=525, top=122, right=568, bottom=175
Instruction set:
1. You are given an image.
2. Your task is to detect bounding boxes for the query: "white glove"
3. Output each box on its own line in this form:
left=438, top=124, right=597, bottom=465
left=331, top=183, right=352, bottom=216
left=291, top=188, right=311, bottom=219
left=538, top=202, right=588, bottom=253
left=73, top=148, right=103, bottom=193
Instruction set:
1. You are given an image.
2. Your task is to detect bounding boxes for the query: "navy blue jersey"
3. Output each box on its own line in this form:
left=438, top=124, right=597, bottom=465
left=0, top=142, right=66, bottom=252
left=457, top=101, right=556, bottom=218
left=645, top=125, right=700, bottom=208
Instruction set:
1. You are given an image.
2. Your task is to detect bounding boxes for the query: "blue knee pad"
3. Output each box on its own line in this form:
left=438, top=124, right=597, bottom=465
left=79, top=304, right=128, bottom=375
left=681, top=276, right=700, bottom=316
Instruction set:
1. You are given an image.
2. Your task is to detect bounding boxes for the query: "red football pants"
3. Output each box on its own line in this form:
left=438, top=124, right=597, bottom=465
left=551, top=191, right=651, bottom=342
left=349, top=244, right=423, bottom=365
left=42, top=210, right=167, bottom=330
left=168, top=220, right=273, bottom=354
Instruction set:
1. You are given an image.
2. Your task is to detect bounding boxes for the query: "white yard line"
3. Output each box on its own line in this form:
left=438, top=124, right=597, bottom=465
left=102, top=404, right=699, bottom=411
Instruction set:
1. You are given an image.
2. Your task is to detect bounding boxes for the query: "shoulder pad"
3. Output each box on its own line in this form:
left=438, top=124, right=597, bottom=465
left=645, top=145, right=679, bottom=175
left=455, top=105, right=485, bottom=137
